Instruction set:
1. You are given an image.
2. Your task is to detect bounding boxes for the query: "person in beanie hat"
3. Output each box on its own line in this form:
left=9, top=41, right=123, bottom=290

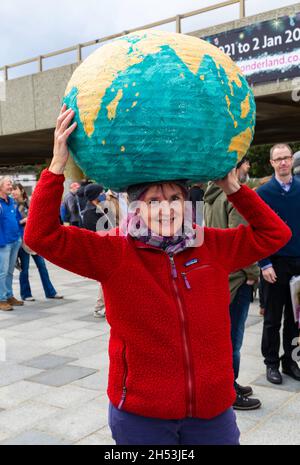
left=25, top=104, right=291, bottom=445
left=82, top=184, right=105, bottom=231
left=293, top=151, right=300, bottom=180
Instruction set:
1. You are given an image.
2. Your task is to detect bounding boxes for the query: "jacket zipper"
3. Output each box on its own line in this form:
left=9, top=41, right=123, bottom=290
left=169, top=254, right=194, bottom=417
left=118, top=344, right=128, bottom=410
left=181, top=264, right=211, bottom=290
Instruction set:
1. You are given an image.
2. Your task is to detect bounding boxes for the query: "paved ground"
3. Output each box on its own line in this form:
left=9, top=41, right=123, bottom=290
left=0, top=262, right=299, bottom=445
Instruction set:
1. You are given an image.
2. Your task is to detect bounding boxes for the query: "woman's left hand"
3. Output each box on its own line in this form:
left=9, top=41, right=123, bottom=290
left=215, top=168, right=241, bottom=195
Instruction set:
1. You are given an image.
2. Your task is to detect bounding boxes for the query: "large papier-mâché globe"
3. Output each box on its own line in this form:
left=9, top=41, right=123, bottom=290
left=63, top=29, right=256, bottom=190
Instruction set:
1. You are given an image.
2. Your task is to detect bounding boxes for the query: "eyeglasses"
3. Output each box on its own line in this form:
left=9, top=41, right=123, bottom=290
left=271, top=155, right=293, bottom=164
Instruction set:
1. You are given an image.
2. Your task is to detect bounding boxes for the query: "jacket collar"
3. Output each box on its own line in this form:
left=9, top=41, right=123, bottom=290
left=271, top=175, right=297, bottom=193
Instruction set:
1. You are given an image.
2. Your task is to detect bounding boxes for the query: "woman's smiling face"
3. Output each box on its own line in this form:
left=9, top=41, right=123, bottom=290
left=139, top=183, right=186, bottom=237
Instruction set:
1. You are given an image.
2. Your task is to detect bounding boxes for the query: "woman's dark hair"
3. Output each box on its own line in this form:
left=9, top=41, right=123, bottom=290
left=12, top=183, right=28, bottom=202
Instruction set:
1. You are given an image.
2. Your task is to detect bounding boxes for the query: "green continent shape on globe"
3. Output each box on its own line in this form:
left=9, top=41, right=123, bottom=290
left=63, top=32, right=255, bottom=190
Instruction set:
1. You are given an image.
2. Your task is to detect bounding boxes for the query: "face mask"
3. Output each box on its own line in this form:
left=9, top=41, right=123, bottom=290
left=98, top=193, right=106, bottom=202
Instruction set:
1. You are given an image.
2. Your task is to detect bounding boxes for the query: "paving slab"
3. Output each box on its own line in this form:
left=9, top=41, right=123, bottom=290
left=0, top=318, right=25, bottom=330
left=76, top=314, right=101, bottom=323
left=22, top=354, right=77, bottom=370
left=72, top=369, right=108, bottom=393
left=35, top=399, right=108, bottom=442
left=0, top=381, right=53, bottom=409
left=253, top=374, right=300, bottom=393
left=0, top=430, right=70, bottom=445
left=245, top=315, right=263, bottom=328
left=35, top=385, right=100, bottom=408
left=26, top=365, right=97, bottom=387
left=242, top=411, right=300, bottom=445
left=75, top=426, right=115, bottom=445
left=0, top=362, right=42, bottom=387
left=0, top=401, right=60, bottom=435
left=41, top=336, right=83, bottom=351
left=5, top=340, right=52, bottom=363
left=70, top=352, right=109, bottom=370
left=52, top=337, right=103, bottom=359
left=9, top=311, right=54, bottom=322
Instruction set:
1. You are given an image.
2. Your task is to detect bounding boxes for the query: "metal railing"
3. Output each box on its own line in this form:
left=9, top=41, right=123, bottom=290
left=0, top=0, right=245, bottom=81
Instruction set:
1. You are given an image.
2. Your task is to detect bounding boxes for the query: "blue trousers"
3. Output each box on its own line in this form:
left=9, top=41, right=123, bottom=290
left=0, top=238, right=22, bottom=301
left=230, top=283, right=253, bottom=387
left=18, top=247, right=57, bottom=299
left=108, top=403, right=240, bottom=445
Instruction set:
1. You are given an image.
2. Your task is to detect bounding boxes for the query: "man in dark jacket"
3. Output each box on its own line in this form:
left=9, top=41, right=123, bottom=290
left=204, top=156, right=261, bottom=411
left=257, top=143, right=300, bottom=385
left=63, top=182, right=81, bottom=226
left=0, top=176, right=23, bottom=311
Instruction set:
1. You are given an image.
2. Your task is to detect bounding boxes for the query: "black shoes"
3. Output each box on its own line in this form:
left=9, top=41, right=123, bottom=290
left=233, top=384, right=261, bottom=411
left=266, top=367, right=282, bottom=385
left=266, top=362, right=300, bottom=384
left=282, top=361, right=300, bottom=381
left=235, top=384, right=253, bottom=398
left=233, top=394, right=261, bottom=411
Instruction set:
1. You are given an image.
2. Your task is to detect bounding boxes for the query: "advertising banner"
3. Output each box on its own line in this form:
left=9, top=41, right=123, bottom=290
left=204, top=12, right=300, bottom=85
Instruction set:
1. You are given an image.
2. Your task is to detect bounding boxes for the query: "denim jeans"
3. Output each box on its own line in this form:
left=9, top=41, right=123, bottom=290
left=109, top=403, right=240, bottom=445
left=0, top=238, right=22, bottom=301
left=18, top=247, right=57, bottom=299
left=229, top=283, right=253, bottom=388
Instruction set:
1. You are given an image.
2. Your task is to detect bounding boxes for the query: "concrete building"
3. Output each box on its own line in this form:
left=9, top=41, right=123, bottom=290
left=0, top=1, right=299, bottom=175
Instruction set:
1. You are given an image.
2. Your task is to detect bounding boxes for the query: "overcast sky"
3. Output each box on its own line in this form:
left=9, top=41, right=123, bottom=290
left=1, top=0, right=299, bottom=78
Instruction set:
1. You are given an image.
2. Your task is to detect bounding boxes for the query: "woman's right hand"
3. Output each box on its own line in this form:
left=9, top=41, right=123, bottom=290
left=49, top=103, right=77, bottom=175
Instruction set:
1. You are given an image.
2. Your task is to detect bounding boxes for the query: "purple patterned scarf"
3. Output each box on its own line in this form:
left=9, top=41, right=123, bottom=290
left=121, top=202, right=199, bottom=255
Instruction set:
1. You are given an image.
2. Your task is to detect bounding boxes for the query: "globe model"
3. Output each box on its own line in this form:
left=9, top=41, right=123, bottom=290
left=63, top=29, right=256, bottom=190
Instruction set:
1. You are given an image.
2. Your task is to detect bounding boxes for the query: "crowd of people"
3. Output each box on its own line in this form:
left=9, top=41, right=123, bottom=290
left=1, top=130, right=300, bottom=444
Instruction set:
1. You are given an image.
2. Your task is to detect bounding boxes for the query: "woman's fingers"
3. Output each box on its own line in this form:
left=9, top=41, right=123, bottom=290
left=56, top=107, right=73, bottom=131
left=59, top=103, right=67, bottom=115
left=63, top=121, right=77, bottom=138
left=57, top=109, right=75, bottom=134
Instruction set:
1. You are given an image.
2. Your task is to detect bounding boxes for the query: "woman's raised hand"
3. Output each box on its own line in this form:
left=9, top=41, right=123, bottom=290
left=49, top=103, right=77, bottom=175
left=215, top=168, right=241, bottom=196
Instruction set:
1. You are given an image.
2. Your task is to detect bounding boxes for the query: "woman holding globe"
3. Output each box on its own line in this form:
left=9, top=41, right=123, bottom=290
left=25, top=31, right=291, bottom=445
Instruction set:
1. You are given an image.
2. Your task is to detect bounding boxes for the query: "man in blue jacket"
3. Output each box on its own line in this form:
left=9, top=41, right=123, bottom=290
left=0, top=176, right=23, bottom=311
left=257, top=144, right=300, bottom=384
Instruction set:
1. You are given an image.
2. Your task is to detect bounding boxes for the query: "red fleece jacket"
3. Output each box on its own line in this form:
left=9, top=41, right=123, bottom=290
left=25, top=170, right=291, bottom=420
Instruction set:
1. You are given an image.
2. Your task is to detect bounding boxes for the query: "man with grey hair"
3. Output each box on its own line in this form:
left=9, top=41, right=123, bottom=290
left=257, top=143, right=300, bottom=385
left=0, top=176, right=23, bottom=311
left=293, top=151, right=300, bottom=180
left=63, top=182, right=81, bottom=227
